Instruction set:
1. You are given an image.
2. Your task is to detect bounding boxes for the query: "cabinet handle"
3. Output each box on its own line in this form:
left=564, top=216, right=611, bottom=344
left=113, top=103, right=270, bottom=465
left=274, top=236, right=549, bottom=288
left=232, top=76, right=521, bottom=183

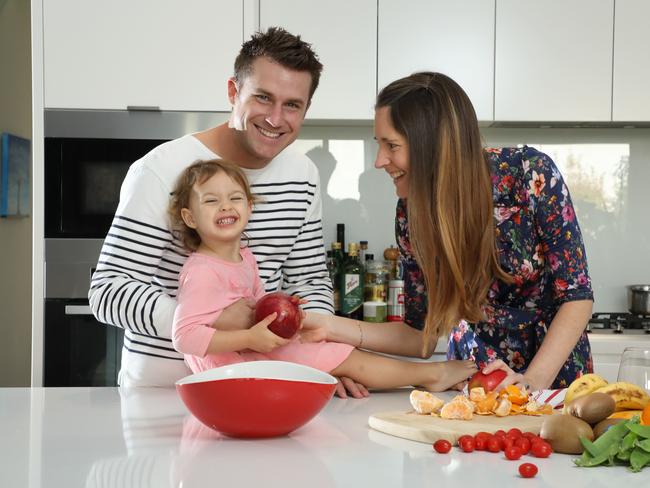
left=65, top=305, right=93, bottom=316
left=126, top=105, right=161, bottom=112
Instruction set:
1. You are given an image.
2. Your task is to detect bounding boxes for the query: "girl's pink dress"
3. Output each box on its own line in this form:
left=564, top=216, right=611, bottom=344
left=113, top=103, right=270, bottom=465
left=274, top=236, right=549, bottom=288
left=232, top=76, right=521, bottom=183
left=172, top=249, right=353, bottom=374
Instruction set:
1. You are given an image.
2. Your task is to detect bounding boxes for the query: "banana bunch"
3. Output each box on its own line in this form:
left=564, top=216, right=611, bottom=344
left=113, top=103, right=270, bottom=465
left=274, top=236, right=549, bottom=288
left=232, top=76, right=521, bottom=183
left=564, top=373, right=650, bottom=412
left=593, top=381, right=650, bottom=411
left=564, top=373, right=609, bottom=405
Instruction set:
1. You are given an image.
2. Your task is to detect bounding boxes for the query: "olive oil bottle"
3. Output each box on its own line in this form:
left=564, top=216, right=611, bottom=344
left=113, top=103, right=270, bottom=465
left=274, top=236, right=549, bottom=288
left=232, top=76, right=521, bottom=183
left=329, top=242, right=345, bottom=314
left=340, top=243, right=364, bottom=320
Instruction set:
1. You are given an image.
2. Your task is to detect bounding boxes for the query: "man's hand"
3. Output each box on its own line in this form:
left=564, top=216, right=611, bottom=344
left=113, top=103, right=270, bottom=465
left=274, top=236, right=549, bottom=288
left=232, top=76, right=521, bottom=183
left=211, top=298, right=255, bottom=330
left=334, top=377, right=369, bottom=399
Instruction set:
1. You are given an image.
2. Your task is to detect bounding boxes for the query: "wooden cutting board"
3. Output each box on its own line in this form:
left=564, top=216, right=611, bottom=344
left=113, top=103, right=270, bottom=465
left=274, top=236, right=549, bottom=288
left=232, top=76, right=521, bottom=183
left=368, top=410, right=550, bottom=445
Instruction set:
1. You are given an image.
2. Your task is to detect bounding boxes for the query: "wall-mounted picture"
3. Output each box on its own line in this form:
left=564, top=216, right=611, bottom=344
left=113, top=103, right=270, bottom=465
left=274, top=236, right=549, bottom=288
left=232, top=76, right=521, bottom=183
left=1, top=133, right=31, bottom=217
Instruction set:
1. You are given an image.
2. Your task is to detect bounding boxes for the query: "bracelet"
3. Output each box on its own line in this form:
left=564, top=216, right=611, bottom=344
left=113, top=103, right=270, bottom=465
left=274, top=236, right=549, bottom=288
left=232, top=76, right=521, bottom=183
left=356, top=320, right=364, bottom=348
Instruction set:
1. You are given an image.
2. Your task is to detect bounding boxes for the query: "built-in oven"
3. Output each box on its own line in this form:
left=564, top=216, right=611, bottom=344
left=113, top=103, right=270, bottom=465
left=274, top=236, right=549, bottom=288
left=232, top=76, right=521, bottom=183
left=45, top=137, right=166, bottom=238
left=44, top=239, right=127, bottom=386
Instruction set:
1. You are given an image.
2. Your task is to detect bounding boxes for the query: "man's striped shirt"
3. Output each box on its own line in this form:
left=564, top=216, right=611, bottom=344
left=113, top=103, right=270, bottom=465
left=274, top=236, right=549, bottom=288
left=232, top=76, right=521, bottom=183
left=88, top=135, right=333, bottom=386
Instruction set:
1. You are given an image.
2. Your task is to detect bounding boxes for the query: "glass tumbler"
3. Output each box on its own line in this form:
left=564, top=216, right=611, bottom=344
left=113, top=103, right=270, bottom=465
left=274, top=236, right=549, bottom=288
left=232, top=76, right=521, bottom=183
left=616, top=347, right=650, bottom=392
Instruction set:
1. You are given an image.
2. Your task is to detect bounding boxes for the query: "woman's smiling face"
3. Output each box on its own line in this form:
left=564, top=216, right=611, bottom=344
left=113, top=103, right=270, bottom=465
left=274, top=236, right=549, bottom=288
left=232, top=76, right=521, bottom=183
left=374, top=106, right=410, bottom=199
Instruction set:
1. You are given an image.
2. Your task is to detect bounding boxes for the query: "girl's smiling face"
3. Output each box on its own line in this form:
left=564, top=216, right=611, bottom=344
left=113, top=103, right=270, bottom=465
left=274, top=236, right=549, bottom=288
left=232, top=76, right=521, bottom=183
left=181, top=170, right=252, bottom=248
left=373, top=106, right=410, bottom=198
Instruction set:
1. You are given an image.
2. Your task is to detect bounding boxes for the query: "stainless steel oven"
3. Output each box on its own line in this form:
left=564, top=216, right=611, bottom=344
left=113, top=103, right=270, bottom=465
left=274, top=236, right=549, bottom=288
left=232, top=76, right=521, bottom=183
left=44, top=239, right=123, bottom=386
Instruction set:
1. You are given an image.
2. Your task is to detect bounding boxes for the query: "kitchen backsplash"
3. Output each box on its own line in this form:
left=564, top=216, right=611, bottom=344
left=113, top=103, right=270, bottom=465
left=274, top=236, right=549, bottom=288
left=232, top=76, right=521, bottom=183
left=294, top=126, right=650, bottom=314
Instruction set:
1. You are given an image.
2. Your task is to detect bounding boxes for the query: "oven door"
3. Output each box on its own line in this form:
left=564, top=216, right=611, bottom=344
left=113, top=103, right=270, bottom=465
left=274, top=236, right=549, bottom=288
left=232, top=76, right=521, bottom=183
left=44, top=299, right=124, bottom=386
left=44, top=137, right=166, bottom=238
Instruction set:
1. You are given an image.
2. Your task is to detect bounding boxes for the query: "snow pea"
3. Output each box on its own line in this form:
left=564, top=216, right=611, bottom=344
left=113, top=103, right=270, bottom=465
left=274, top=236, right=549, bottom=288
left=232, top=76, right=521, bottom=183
left=586, top=418, right=631, bottom=456
left=621, top=431, right=639, bottom=452
left=574, top=443, right=619, bottom=467
left=637, top=438, right=650, bottom=453
left=630, top=447, right=650, bottom=472
left=626, top=422, right=650, bottom=439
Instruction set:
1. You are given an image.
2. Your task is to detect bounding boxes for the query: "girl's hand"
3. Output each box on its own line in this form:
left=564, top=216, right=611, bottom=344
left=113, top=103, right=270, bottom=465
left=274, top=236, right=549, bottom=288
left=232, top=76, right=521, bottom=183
left=481, top=359, right=528, bottom=392
left=247, top=312, right=290, bottom=353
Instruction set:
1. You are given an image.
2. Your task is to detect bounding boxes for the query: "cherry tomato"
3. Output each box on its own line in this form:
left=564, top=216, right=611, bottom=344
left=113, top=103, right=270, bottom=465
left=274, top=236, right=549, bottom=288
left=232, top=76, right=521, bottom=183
left=504, top=446, right=523, bottom=460
left=518, top=462, right=539, bottom=478
left=507, top=428, right=523, bottom=438
left=502, top=437, right=515, bottom=451
left=495, top=429, right=506, bottom=437
left=458, top=435, right=474, bottom=445
left=487, top=436, right=501, bottom=453
left=522, top=432, right=537, bottom=440
left=474, top=436, right=487, bottom=451
left=531, top=441, right=552, bottom=458
left=433, top=439, right=452, bottom=454
left=459, top=437, right=475, bottom=453
left=475, top=431, right=491, bottom=441
left=514, top=437, right=531, bottom=455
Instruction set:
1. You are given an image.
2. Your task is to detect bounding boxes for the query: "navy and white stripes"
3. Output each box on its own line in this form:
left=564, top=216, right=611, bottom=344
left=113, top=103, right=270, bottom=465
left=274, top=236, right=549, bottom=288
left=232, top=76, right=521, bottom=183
left=88, top=135, right=333, bottom=384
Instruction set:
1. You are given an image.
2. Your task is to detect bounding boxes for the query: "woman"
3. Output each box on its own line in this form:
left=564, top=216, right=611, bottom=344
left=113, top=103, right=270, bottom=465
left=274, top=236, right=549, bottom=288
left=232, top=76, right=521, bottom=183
left=303, top=72, right=594, bottom=391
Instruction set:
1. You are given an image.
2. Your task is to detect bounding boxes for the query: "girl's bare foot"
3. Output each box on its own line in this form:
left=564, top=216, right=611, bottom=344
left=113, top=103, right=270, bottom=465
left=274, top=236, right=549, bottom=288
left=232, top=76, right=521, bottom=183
left=420, top=360, right=477, bottom=392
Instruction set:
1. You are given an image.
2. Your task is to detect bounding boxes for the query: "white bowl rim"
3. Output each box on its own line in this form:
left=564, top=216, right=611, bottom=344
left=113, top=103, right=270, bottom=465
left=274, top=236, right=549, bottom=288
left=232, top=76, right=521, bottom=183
left=176, top=360, right=338, bottom=386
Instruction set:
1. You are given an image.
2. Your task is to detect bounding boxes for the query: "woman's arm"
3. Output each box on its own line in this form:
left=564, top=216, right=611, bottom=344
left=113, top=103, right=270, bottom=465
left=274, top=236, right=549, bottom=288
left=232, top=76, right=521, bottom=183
left=303, top=312, right=436, bottom=358
left=523, top=299, right=593, bottom=390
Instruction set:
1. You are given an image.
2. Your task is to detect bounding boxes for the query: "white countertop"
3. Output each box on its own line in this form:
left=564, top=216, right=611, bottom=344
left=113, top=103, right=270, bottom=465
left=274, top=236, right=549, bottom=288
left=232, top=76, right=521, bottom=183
left=2, top=387, right=649, bottom=488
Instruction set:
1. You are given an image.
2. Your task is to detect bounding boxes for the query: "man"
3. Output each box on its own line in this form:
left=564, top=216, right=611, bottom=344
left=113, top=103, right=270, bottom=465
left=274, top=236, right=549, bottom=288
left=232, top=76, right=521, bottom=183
left=89, top=27, right=367, bottom=397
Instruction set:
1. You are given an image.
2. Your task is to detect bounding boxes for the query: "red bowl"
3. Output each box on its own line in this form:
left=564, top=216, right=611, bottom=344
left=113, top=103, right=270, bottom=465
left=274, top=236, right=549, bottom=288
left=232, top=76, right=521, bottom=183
left=175, top=361, right=337, bottom=438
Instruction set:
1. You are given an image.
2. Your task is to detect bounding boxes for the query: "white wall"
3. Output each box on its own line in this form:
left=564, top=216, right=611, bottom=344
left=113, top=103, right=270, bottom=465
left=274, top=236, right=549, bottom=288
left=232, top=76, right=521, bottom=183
left=296, top=125, right=650, bottom=315
left=0, top=0, right=32, bottom=386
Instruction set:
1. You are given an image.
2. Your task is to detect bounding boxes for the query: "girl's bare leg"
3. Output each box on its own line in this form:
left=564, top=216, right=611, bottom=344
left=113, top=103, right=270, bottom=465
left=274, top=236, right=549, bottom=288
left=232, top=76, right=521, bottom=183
left=330, top=349, right=477, bottom=392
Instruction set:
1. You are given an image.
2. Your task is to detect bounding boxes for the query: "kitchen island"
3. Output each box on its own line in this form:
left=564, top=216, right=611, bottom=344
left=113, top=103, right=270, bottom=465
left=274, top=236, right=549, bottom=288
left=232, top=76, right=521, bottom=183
left=1, top=387, right=647, bottom=488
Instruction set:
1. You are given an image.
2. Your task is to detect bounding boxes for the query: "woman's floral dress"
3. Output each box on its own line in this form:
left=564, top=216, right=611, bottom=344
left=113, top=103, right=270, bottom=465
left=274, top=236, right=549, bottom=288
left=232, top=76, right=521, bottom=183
left=396, top=146, right=594, bottom=388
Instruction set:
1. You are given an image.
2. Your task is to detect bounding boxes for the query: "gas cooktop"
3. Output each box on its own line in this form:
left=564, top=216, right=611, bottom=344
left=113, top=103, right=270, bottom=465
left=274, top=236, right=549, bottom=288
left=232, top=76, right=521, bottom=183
left=587, top=312, right=650, bottom=334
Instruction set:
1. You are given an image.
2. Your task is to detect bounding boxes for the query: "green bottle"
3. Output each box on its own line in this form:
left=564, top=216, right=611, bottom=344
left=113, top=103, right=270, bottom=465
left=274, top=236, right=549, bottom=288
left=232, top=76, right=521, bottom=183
left=340, top=243, right=364, bottom=320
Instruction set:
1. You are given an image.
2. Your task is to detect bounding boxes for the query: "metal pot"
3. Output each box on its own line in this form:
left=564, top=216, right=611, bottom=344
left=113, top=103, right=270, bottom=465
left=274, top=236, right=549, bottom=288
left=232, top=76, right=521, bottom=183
left=627, top=285, right=650, bottom=315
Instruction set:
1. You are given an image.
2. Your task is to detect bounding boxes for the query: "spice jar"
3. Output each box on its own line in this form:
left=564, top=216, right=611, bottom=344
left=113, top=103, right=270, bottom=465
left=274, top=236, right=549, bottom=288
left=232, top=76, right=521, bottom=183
left=363, top=260, right=389, bottom=323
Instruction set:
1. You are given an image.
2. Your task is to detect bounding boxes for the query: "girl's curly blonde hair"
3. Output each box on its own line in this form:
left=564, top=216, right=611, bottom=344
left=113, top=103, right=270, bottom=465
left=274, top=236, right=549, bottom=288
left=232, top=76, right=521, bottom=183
left=168, top=159, right=256, bottom=251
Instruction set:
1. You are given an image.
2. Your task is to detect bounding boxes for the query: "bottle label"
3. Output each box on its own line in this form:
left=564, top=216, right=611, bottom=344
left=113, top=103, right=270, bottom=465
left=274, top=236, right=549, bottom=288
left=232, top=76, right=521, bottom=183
left=342, top=274, right=363, bottom=314
left=363, top=301, right=387, bottom=323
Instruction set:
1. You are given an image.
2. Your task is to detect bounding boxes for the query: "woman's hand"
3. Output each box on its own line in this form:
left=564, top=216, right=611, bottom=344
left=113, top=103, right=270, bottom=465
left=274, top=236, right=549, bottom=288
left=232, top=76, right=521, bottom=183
left=334, top=377, right=370, bottom=399
left=481, top=359, right=529, bottom=392
left=297, top=311, right=330, bottom=343
left=246, top=312, right=290, bottom=353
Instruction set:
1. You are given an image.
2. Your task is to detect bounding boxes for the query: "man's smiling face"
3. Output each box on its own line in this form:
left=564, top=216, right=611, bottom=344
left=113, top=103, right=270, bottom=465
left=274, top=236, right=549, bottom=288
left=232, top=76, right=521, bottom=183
left=228, top=56, right=312, bottom=168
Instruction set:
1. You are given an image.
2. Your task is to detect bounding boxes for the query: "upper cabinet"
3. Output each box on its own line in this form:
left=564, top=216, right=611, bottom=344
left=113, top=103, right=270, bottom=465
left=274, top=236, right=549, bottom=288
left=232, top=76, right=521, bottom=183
left=259, top=0, right=377, bottom=120
left=43, top=0, right=243, bottom=111
left=495, top=0, right=614, bottom=122
left=613, top=0, right=650, bottom=122
left=378, top=0, right=495, bottom=123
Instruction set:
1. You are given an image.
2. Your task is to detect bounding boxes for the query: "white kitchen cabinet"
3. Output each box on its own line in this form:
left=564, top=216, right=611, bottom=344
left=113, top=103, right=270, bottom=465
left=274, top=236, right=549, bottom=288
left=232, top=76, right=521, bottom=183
left=613, top=0, right=650, bottom=121
left=43, top=0, right=243, bottom=111
left=495, top=0, right=614, bottom=122
left=378, top=0, right=495, bottom=122
left=259, top=0, right=377, bottom=120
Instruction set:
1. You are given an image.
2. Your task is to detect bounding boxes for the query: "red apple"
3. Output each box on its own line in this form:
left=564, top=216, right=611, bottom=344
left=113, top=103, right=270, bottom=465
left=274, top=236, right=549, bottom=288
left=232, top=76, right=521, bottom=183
left=255, top=292, right=302, bottom=339
left=468, top=369, right=508, bottom=393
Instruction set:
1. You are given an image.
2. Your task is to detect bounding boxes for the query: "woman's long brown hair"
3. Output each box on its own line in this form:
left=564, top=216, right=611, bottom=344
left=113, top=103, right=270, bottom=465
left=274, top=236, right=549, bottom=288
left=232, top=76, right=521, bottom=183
left=376, top=72, right=511, bottom=354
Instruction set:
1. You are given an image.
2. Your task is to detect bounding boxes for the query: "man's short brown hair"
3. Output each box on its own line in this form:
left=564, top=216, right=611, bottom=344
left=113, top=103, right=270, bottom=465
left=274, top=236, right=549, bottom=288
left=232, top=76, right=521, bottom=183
left=234, top=27, right=323, bottom=100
